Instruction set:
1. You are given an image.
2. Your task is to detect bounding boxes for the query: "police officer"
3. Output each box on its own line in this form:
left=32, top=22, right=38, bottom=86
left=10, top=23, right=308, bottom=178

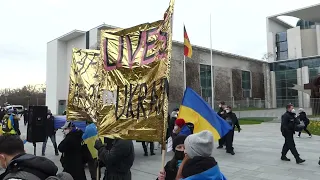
left=281, top=104, right=305, bottom=164
left=224, top=106, right=240, bottom=155
left=217, top=101, right=227, bottom=149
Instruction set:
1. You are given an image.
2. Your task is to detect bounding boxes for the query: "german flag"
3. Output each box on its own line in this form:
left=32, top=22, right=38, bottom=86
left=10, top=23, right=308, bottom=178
left=184, top=25, right=192, bottom=58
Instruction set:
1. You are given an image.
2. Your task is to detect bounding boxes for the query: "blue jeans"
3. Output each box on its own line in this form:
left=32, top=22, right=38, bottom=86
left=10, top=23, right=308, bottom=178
left=42, top=134, right=58, bottom=154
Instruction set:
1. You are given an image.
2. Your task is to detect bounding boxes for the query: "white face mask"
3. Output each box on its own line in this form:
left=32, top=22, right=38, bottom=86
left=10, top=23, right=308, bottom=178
left=219, top=105, right=221, bottom=108
left=226, top=110, right=230, bottom=113
left=174, top=126, right=179, bottom=131
left=291, top=109, right=295, bottom=113
left=63, top=129, right=70, bottom=135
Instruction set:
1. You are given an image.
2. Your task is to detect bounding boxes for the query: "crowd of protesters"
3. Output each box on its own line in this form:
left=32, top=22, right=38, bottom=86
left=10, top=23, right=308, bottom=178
left=0, top=100, right=316, bottom=180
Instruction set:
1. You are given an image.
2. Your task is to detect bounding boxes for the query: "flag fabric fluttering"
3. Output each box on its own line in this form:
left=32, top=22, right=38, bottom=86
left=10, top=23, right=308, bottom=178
left=178, top=88, right=232, bottom=141
left=184, top=25, right=192, bottom=58
left=82, top=123, right=98, bottom=159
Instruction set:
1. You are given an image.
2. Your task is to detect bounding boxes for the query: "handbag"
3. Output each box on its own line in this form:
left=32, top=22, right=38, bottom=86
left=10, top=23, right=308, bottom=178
left=295, top=121, right=305, bottom=132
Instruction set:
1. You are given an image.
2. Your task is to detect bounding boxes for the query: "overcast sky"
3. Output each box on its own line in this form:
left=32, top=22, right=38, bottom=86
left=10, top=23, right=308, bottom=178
left=0, top=0, right=320, bottom=89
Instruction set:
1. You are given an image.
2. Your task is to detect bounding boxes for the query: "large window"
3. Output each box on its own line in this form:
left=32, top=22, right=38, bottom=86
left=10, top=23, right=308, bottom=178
left=275, top=70, right=298, bottom=107
left=276, top=32, right=288, bottom=61
left=242, top=71, right=251, bottom=98
left=200, top=64, right=212, bottom=105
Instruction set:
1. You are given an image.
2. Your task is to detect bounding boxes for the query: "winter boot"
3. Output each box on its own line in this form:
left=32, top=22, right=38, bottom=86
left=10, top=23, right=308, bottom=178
left=281, top=156, right=290, bottom=161
left=296, top=157, right=306, bottom=164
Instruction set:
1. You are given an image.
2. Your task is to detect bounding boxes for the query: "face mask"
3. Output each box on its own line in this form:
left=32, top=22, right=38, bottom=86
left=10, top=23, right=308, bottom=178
left=174, top=150, right=185, bottom=160
left=291, top=109, right=295, bottom=113
left=174, top=126, right=179, bottom=131
left=63, top=129, right=70, bottom=135
left=226, top=110, right=230, bottom=113
left=219, top=105, right=221, bottom=108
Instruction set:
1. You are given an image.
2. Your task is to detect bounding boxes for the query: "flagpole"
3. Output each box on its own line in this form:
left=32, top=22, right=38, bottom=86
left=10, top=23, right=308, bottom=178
left=210, top=14, right=214, bottom=109
left=183, top=55, right=186, bottom=90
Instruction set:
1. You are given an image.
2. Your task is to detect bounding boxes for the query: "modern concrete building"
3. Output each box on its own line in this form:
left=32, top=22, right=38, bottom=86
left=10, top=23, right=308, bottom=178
left=266, top=3, right=320, bottom=108
left=46, top=24, right=267, bottom=115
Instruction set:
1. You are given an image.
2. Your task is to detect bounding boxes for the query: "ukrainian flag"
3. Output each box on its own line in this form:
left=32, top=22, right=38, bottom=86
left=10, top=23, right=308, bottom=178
left=178, top=88, right=232, bottom=141
left=82, top=123, right=98, bottom=159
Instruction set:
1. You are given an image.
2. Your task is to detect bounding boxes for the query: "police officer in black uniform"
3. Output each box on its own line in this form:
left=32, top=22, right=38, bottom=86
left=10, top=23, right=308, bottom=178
left=281, top=104, right=305, bottom=164
left=217, top=101, right=227, bottom=149
left=224, top=106, right=240, bottom=155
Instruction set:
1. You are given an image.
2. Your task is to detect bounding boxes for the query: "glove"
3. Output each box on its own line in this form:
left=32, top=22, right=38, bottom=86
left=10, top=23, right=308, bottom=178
left=238, top=128, right=241, bottom=133
left=94, top=139, right=104, bottom=150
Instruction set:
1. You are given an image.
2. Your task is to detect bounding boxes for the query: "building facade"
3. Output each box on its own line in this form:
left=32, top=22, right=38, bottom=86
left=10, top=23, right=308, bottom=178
left=46, top=24, right=266, bottom=115
left=266, top=3, right=320, bottom=108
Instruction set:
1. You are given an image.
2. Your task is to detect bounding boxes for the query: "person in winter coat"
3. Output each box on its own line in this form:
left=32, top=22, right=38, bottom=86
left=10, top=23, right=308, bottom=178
left=157, top=135, right=187, bottom=180
left=0, top=135, right=73, bottom=180
left=94, top=137, right=135, bottom=180
left=176, top=130, right=226, bottom=180
left=297, top=108, right=312, bottom=138
left=217, top=101, right=227, bottom=149
left=280, top=104, right=305, bottom=164
left=58, top=121, right=87, bottom=180
left=223, top=106, right=241, bottom=155
left=171, top=118, right=191, bottom=139
left=42, top=109, right=59, bottom=156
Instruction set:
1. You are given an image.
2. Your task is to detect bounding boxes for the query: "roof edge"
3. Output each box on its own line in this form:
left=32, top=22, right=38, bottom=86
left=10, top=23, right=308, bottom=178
left=47, top=30, right=86, bottom=43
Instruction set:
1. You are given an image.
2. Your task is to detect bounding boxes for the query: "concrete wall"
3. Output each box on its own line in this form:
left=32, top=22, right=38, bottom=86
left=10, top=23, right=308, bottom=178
left=287, top=27, right=302, bottom=59
left=46, top=40, right=58, bottom=114
left=301, top=29, right=317, bottom=57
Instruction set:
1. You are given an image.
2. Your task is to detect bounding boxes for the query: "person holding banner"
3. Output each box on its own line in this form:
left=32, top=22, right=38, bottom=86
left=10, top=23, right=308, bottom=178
left=94, top=137, right=134, bottom=180
left=157, top=135, right=187, bottom=180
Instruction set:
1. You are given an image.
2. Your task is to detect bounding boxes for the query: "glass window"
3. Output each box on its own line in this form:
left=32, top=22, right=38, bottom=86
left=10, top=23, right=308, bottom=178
left=276, top=32, right=287, bottom=42
left=277, top=51, right=288, bottom=60
left=243, top=90, right=250, bottom=98
left=287, top=61, right=299, bottom=69
left=242, top=71, right=251, bottom=98
left=277, top=42, right=288, bottom=52
left=200, top=64, right=213, bottom=105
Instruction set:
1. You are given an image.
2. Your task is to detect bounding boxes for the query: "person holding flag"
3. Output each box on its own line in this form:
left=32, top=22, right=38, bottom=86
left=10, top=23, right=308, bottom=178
left=1, top=109, right=21, bottom=136
left=178, top=88, right=232, bottom=143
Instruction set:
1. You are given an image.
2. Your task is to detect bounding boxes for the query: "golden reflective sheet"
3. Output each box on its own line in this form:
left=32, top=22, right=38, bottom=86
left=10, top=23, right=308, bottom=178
left=67, top=49, right=104, bottom=122
left=98, top=1, right=175, bottom=141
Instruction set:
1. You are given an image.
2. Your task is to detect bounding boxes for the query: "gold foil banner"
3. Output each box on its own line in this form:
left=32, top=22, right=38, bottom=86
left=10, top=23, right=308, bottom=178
left=98, top=0, right=175, bottom=142
left=67, top=49, right=104, bottom=122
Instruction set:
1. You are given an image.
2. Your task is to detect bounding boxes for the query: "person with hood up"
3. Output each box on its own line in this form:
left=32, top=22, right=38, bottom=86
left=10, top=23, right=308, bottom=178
left=172, top=118, right=191, bottom=139
left=176, top=130, right=226, bottom=180
left=94, top=136, right=135, bottom=180
left=58, top=121, right=87, bottom=180
left=157, top=135, right=187, bottom=180
left=296, top=108, right=312, bottom=138
left=0, top=135, right=73, bottom=180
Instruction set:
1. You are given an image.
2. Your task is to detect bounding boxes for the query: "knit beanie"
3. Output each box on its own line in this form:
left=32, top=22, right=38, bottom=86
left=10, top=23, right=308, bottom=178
left=184, top=130, right=214, bottom=158
left=173, top=135, right=187, bottom=152
left=175, top=118, right=185, bottom=128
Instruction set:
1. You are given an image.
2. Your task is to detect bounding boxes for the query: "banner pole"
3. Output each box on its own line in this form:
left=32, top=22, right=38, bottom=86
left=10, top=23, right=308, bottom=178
left=210, top=13, right=215, bottom=109
left=183, top=55, right=186, bottom=90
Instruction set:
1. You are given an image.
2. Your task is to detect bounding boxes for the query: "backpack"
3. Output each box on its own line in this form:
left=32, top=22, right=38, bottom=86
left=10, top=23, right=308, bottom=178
left=2, top=115, right=14, bottom=133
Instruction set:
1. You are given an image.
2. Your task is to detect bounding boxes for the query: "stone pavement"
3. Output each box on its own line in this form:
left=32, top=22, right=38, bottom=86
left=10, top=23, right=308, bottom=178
left=4, top=119, right=320, bottom=180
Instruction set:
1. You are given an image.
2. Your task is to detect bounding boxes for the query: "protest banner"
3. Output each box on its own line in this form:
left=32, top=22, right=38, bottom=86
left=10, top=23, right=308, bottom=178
left=98, top=0, right=175, bottom=142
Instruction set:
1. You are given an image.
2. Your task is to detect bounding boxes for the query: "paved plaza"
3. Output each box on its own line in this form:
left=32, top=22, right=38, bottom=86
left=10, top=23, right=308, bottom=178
left=3, top=120, right=320, bottom=180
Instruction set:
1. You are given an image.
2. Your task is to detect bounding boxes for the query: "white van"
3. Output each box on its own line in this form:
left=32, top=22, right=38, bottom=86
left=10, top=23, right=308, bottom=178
left=5, top=105, right=24, bottom=114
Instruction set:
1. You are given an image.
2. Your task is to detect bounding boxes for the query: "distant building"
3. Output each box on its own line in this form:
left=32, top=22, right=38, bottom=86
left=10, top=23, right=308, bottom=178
left=46, top=24, right=266, bottom=115
left=266, top=3, right=320, bottom=108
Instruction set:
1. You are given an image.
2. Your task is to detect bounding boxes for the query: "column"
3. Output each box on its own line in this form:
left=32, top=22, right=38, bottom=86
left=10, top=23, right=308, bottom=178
left=270, top=71, right=277, bottom=108
left=264, top=64, right=272, bottom=108
left=316, top=25, right=320, bottom=55
left=297, top=66, right=310, bottom=108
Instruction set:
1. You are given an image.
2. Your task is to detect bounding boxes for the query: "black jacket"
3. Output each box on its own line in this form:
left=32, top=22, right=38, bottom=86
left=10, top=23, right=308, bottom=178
left=217, top=108, right=226, bottom=119
left=0, top=110, right=5, bottom=121
left=157, top=159, right=179, bottom=180
left=46, top=113, right=56, bottom=136
left=98, top=139, right=134, bottom=180
left=181, top=156, right=218, bottom=179
left=58, top=129, right=86, bottom=180
left=225, top=112, right=240, bottom=130
left=0, top=153, right=58, bottom=180
left=297, top=112, right=309, bottom=125
left=281, top=111, right=297, bottom=134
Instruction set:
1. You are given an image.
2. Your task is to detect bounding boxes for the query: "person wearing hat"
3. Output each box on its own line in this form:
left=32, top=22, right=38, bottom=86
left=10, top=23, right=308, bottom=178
left=172, top=118, right=191, bottom=139
left=297, top=108, right=311, bottom=138
left=58, top=121, right=86, bottom=180
left=176, top=130, right=226, bottom=180
left=157, top=135, right=187, bottom=180
left=217, top=101, right=227, bottom=149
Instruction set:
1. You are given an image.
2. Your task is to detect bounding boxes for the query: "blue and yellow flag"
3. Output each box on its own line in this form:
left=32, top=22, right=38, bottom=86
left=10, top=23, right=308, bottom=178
left=178, top=88, right=232, bottom=141
left=82, top=123, right=98, bottom=159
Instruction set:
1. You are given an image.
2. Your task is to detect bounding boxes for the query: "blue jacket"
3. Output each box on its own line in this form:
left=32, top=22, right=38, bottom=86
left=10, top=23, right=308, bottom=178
left=181, top=165, right=227, bottom=180
left=178, top=125, right=192, bottom=136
